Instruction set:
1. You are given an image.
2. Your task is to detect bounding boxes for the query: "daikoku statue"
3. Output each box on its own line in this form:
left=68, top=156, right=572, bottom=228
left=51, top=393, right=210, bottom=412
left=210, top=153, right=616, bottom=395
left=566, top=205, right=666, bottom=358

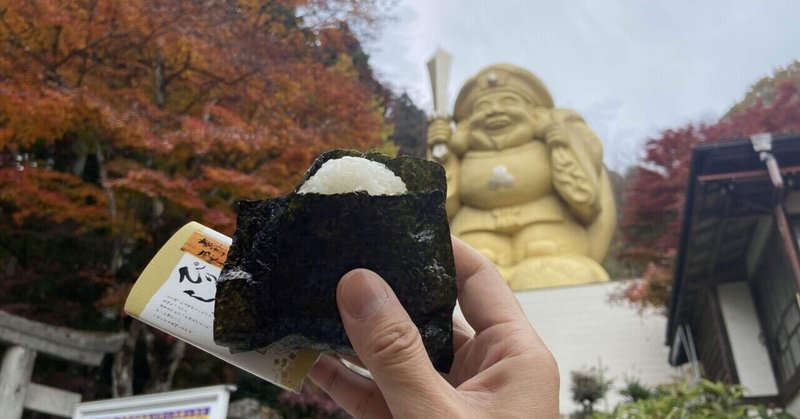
left=427, top=63, right=616, bottom=290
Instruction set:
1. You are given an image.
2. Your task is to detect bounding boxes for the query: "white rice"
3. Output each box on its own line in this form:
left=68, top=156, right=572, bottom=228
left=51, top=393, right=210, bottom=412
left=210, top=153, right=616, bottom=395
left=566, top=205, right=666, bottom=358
left=297, top=156, right=407, bottom=196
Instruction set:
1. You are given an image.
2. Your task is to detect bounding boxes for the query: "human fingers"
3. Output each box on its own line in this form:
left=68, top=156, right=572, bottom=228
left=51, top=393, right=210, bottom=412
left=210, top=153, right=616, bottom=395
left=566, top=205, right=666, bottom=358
left=308, top=354, right=392, bottom=418
left=338, top=354, right=367, bottom=371
left=336, top=269, right=459, bottom=417
left=451, top=236, right=529, bottom=334
left=452, top=310, right=474, bottom=352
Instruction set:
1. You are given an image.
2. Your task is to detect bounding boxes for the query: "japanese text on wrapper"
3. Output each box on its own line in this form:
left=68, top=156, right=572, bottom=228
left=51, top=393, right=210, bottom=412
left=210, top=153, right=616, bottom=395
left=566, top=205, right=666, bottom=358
left=177, top=231, right=229, bottom=303
left=181, top=232, right=228, bottom=268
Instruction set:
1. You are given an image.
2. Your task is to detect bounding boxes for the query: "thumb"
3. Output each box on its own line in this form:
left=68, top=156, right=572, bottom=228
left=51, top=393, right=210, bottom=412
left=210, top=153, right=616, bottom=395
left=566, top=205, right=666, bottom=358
left=337, top=269, right=453, bottom=415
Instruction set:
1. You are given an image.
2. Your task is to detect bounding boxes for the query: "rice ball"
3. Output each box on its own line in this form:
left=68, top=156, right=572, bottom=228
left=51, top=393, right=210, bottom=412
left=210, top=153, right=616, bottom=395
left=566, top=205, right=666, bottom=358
left=297, top=156, right=407, bottom=196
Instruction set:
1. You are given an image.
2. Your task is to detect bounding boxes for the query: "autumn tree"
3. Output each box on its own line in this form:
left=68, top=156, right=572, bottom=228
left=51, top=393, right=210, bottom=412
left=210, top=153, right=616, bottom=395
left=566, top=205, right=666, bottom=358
left=620, top=62, right=800, bottom=310
left=317, top=23, right=429, bottom=157
left=386, top=92, right=428, bottom=157
left=0, top=0, right=397, bottom=398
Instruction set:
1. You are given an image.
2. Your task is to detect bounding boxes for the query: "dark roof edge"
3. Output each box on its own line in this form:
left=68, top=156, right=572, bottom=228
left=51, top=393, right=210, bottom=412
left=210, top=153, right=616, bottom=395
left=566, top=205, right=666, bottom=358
left=692, top=133, right=800, bottom=153
left=665, top=140, right=704, bottom=354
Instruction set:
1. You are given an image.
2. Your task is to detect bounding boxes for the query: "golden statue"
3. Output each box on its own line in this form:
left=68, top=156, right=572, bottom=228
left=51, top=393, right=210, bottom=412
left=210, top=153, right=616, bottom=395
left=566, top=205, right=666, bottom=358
left=427, top=63, right=616, bottom=290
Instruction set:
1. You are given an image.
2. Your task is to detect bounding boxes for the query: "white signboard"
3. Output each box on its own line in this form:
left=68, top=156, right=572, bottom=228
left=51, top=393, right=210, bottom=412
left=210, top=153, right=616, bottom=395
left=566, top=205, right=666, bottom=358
left=72, top=385, right=234, bottom=419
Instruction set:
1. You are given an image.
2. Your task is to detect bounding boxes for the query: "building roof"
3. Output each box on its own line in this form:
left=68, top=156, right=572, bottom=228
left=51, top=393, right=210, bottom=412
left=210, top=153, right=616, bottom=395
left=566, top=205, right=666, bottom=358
left=666, top=134, right=800, bottom=365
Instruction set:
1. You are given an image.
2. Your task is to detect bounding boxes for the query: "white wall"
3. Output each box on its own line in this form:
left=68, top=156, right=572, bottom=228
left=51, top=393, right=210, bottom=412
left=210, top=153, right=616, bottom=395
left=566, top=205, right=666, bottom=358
left=717, top=282, right=779, bottom=397
left=512, top=281, right=678, bottom=414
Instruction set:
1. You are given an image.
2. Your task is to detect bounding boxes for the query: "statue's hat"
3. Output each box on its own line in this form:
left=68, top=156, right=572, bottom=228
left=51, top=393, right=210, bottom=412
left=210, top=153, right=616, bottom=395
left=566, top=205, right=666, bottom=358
left=453, top=64, right=554, bottom=122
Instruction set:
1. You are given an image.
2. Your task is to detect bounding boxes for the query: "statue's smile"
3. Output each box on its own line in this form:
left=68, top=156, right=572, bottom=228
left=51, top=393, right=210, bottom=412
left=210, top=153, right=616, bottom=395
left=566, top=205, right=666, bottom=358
left=485, top=115, right=511, bottom=132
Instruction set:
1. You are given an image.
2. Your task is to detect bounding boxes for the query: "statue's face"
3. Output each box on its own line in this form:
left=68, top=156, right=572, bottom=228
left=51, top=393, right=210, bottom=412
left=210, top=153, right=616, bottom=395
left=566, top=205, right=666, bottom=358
left=467, top=91, right=537, bottom=150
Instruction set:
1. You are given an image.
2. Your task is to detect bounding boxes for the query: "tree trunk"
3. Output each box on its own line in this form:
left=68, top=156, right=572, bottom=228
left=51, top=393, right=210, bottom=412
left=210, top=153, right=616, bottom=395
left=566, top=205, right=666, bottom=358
left=95, top=146, right=116, bottom=222
left=143, top=328, right=186, bottom=394
left=4, top=255, right=16, bottom=276
left=154, top=50, right=165, bottom=108
left=72, top=142, right=89, bottom=178
left=112, top=320, right=142, bottom=398
left=93, top=144, right=124, bottom=275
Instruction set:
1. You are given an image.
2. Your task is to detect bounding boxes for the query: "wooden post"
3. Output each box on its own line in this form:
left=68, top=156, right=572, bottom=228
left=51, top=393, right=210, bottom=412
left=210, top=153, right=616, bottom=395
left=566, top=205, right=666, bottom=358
left=0, top=345, right=37, bottom=419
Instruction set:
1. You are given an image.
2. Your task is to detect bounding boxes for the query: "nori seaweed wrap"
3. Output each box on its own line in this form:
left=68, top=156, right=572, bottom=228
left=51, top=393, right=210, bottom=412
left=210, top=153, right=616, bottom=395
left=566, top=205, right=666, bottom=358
left=214, top=149, right=457, bottom=372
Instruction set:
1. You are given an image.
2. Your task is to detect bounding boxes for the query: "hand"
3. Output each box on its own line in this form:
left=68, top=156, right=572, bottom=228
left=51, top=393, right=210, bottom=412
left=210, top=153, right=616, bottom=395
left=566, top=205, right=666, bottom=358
left=427, top=118, right=452, bottom=145
left=308, top=237, right=560, bottom=418
left=431, top=143, right=450, bottom=162
left=531, top=107, right=555, bottom=139
left=544, top=122, right=568, bottom=148
left=537, top=109, right=569, bottom=147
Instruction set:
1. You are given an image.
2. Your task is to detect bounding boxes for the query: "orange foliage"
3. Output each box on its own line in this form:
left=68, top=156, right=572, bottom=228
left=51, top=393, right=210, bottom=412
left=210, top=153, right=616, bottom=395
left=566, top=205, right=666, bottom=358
left=0, top=0, right=388, bottom=326
left=0, top=166, right=109, bottom=229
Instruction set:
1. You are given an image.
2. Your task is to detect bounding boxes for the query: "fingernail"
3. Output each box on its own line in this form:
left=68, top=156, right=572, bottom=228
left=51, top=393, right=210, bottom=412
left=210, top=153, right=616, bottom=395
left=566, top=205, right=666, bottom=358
left=339, top=270, right=388, bottom=320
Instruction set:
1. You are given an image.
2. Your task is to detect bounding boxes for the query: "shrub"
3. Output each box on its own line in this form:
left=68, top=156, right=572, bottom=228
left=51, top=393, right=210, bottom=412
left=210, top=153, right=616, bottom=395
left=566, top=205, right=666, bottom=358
left=571, top=367, right=613, bottom=417
left=593, top=379, right=793, bottom=419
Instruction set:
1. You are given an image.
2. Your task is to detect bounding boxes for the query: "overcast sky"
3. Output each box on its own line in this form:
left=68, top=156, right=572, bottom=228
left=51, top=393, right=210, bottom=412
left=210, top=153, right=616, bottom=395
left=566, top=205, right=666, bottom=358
left=365, top=1, right=800, bottom=171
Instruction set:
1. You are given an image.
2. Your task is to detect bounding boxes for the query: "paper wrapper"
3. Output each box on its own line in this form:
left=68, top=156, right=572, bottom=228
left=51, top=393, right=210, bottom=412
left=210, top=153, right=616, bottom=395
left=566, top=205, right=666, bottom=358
left=124, top=222, right=318, bottom=392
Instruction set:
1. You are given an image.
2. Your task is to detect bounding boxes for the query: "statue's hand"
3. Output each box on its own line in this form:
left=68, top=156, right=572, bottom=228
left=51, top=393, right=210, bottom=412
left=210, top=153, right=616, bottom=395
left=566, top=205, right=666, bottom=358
left=428, top=118, right=453, bottom=163
left=544, top=122, right=569, bottom=147
left=541, top=110, right=571, bottom=147
left=431, top=143, right=449, bottom=162
left=427, top=118, right=452, bottom=145
left=531, top=107, right=555, bottom=139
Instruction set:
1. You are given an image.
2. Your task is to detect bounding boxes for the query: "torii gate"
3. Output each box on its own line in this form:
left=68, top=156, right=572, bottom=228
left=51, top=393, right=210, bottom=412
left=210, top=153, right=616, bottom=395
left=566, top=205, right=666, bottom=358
left=0, top=310, right=126, bottom=418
